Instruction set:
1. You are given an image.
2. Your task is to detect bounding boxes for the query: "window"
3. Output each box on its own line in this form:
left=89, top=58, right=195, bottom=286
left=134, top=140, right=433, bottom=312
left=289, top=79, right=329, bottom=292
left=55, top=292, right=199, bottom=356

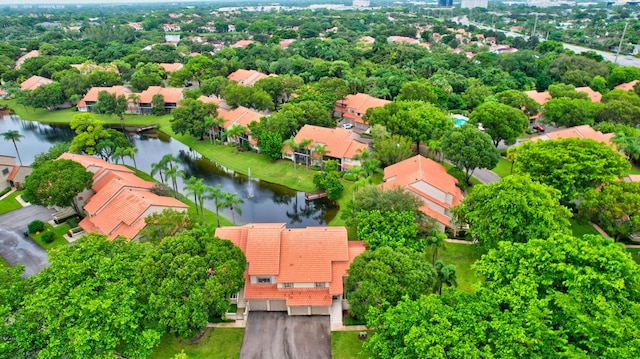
left=2, top=168, right=8, bottom=175
left=230, top=293, right=238, bottom=299
left=315, top=282, right=326, bottom=288
left=257, top=277, right=271, bottom=284
left=283, top=283, right=294, bottom=288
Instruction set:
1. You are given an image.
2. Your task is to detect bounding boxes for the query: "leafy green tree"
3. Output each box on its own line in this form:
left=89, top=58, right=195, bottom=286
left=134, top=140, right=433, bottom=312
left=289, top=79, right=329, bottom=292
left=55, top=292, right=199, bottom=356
left=595, top=100, right=640, bottom=126
left=69, top=113, right=111, bottom=155
left=345, top=247, right=435, bottom=320
left=52, top=69, right=89, bottom=100
left=0, top=265, right=29, bottom=354
left=433, top=260, right=457, bottom=295
left=513, top=138, right=630, bottom=203
left=543, top=98, right=601, bottom=127
left=226, top=124, right=248, bottom=154
left=170, top=98, right=217, bottom=139
left=1, top=130, right=24, bottom=165
left=366, top=234, right=640, bottom=358
left=22, top=159, right=93, bottom=213
left=371, top=125, right=414, bottom=167
left=7, top=234, right=162, bottom=359
left=442, top=125, right=499, bottom=185
left=470, top=101, right=529, bottom=146
left=151, top=94, right=165, bottom=116
left=29, top=82, right=65, bottom=109
left=139, top=208, right=196, bottom=245
left=461, top=81, right=493, bottom=111
left=578, top=181, right=640, bottom=241
left=356, top=210, right=420, bottom=251
left=453, top=175, right=572, bottom=249
left=257, top=130, right=283, bottom=161
left=494, top=89, right=540, bottom=117
left=396, top=81, right=438, bottom=103
left=138, top=230, right=245, bottom=338
left=254, top=76, right=284, bottom=106
left=87, top=70, right=123, bottom=87
left=95, top=129, right=133, bottom=163
left=31, top=142, right=70, bottom=169
left=548, top=83, right=589, bottom=100
left=313, top=171, right=344, bottom=200
left=129, top=63, right=165, bottom=91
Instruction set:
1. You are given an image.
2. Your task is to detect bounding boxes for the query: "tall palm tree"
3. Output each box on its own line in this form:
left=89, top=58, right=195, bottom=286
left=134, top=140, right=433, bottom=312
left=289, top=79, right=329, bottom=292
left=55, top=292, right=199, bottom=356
left=160, top=153, right=181, bottom=171
left=2, top=130, right=24, bottom=165
left=433, top=260, right=458, bottom=296
left=204, top=115, right=215, bottom=145
left=226, top=124, right=247, bottom=153
left=426, top=229, right=448, bottom=266
left=184, top=176, right=206, bottom=217
left=124, top=147, right=139, bottom=169
left=283, top=136, right=300, bottom=177
left=312, top=143, right=330, bottom=171
left=298, top=138, right=313, bottom=174
left=128, top=93, right=140, bottom=114
left=164, top=165, right=184, bottom=197
left=150, top=160, right=168, bottom=185
left=206, top=184, right=225, bottom=227
left=222, top=192, right=244, bottom=225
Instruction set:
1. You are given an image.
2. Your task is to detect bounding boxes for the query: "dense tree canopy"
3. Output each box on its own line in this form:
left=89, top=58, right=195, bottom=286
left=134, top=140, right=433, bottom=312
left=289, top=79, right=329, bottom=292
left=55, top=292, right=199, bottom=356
left=170, top=98, right=217, bottom=139
left=578, top=181, right=640, bottom=240
left=453, top=175, right=572, bottom=249
left=356, top=210, right=420, bottom=251
left=513, top=138, right=630, bottom=203
left=442, top=125, right=499, bottom=184
left=366, top=234, right=640, bottom=358
left=469, top=101, right=529, bottom=146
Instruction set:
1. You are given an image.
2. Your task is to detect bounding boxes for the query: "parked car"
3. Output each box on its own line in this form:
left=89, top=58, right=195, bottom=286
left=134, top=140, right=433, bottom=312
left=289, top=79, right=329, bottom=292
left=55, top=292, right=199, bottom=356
left=341, top=123, right=354, bottom=129
left=532, top=125, right=545, bottom=132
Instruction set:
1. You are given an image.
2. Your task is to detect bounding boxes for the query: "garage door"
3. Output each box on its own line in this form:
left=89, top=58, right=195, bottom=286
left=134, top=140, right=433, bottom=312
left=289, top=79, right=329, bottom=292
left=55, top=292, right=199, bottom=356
left=269, top=299, right=287, bottom=311
left=289, top=306, right=309, bottom=315
left=311, top=306, right=330, bottom=315
left=249, top=300, right=268, bottom=311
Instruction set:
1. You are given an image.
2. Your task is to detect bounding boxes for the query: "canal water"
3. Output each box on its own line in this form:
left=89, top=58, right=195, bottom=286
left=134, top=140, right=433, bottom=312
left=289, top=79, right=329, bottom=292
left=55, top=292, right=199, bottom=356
left=0, top=115, right=337, bottom=227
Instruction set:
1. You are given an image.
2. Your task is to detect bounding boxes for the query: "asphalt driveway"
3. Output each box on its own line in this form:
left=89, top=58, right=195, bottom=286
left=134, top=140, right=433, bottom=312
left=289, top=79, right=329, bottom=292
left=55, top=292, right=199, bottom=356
left=0, top=205, right=57, bottom=277
left=240, top=312, right=331, bottom=359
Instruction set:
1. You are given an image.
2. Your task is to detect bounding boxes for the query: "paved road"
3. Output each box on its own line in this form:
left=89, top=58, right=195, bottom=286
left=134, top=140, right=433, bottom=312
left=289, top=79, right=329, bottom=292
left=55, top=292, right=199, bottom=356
left=0, top=206, right=56, bottom=277
left=240, top=312, right=331, bottom=359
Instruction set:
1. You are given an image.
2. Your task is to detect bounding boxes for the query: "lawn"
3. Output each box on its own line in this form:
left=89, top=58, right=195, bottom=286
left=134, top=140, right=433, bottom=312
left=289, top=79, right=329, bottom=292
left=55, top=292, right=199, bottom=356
left=0, top=190, right=23, bottom=215
left=437, top=242, right=485, bottom=293
left=628, top=165, right=640, bottom=175
left=626, top=247, right=640, bottom=265
left=148, top=329, right=244, bottom=359
left=569, top=219, right=602, bottom=238
left=332, top=331, right=374, bottom=359
left=30, top=223, right=70, bottom=251
left=492, top=157, right=513, bottom=178
left=0, top=256, right=9, bottom=267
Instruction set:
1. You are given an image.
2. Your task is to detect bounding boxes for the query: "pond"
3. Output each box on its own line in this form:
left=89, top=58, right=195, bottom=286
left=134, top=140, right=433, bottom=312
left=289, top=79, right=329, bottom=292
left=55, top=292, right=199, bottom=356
left=0, top=115, right=337, bottom=227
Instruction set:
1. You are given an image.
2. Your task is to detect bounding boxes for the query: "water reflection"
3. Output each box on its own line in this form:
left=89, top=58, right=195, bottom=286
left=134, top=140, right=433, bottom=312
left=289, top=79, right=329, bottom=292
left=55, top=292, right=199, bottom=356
left=0, top=115, right=337, bottom=227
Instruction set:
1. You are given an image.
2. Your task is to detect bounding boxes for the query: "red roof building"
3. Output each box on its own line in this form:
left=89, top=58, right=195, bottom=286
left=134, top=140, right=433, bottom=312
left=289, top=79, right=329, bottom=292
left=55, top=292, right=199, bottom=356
left=383, top=155, right=464, bottom=230
left=334, top=93, right=390, bottom=130
left=15, top=50, right=39, bottom=70
left=533, top=125, right=615, bottom=148
left=20, top=75, right=53, bottom=91
left=614, top=80, right=639, bottom=91
left=215, top=223, right=365, bottom=322
left=283, top=124, right=369, bottom=170
left=0, top=155, right=31, bottom=191
left=227, top=69, right=270, bottom=86
left=58, top=153, right=188, bottom=240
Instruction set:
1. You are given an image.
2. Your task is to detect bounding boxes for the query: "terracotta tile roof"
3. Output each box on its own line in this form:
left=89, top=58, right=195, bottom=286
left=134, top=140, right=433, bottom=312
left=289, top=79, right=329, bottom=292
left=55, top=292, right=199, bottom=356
left=330, top=241, right=366, bottom=295
left=218, top=106, right=264, bottom=128
left=575, top=87, right=602, bottom=103
left=79, top=86, right=132, bottom=103
left=227, top=69, right=269, bottom=86
left=285, top=289, right=332, bottom=306
left=524, top=90, right=551, bottom=105
left=279, top=38, right=296, bottom=49
left=626, top=174, right=640, bottom=182
left=139, top=86, right=183, bottom=104
left=383, top=155, right=463, bottom=228
left=535, top=125, right=614, bottom=147
left=614, top=80, right=639, bottom=91
left=15, top=50, right=39, bottom=69
left=6, top=165, right=20, bottom=181
left=245, top=226, right=284, bottom=275
left=157, top=63, right=184, bottom=73
left=85, top=173, right=155, bottom=215
left=198, top=95, right=223, bottom=106
left=335, top=93, right=390, bottom=124
left=287, top=125, right=368, bottom=162
left=20, top=75, right=53, bottom=91
left=58, top=153, right=134, bottom=179
left=229, top=40, right=255, bottom=49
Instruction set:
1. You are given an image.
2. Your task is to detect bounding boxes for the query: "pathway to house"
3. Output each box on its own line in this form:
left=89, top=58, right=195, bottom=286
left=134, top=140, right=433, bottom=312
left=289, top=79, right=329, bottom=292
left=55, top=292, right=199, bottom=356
left=239, top=312, right=331, bottom=359
left=0, top=205, right=56, bottom=277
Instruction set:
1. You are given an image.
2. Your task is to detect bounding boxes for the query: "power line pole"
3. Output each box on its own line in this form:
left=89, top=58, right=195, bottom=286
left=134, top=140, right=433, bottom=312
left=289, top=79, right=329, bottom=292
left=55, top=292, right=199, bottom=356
left=531, top=14, right=539, bottom=38
left=615, top=22, right=629, bottom=65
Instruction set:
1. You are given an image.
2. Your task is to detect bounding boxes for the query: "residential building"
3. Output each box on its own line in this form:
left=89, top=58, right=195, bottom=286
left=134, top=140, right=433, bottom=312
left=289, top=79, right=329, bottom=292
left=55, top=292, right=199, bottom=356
left=229, top=40, right=255, bottom=49
left=157, top=63, right=184, bottom=73
left=15, top=50, right=39, bottom=70
left=533, top=124, right=614, bottom=147
left=217, top=105, right=265, bottom=149
left=614, top=80, right=639, bottom=91
left=334, top=93, right=390, bottom=130
left=20, top=75, right=53, bottom=91
left=525, top=87, right=602, bottom=105
left=215, top=223, right=366, bottom=323
left=282, top=124, right=369, bottom=170
left=77, top=86, right=132, bottom=113
left=58, top=153, right=188, bottom=240
left=227, top=69, right=270, bottom=86
left=0, top=155, right=31, bottom=192
left=353, top=0, right=370, bottom=6
left=387, top=36, right=419, bottom=44
left=383, top=155, right=464, bottom=232
left=138, top=86, right=184, bottom=114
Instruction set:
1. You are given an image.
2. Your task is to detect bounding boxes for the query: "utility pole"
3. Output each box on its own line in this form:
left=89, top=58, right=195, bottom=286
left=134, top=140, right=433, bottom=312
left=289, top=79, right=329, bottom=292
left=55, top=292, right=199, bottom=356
left=531, top=14, right=539, bottom=38
left=615, top=22, right=629, bottom=65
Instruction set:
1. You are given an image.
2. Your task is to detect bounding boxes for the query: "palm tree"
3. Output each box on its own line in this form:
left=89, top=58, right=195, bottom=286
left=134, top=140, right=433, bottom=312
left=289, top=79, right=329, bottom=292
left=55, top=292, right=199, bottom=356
left=113, top=147, right=127, bottom=164
left=433, top=260, right=458, bottom=295
left=425, top=229, right=448, bottom=266
left=283, top=136, right=300, bottom=177
left=2, top=130, right=24, bottom=165
left=184, top=176, right=206, bottom=217
left=123, top=147, right=139, bottom=169
left=298, top=138, right=313, bottom=174
left=150, top=160, right=168, bottom=185
left=226, top=124, right=247, bottom=153
left=204, top=115, right=215, bottom=145
left=427, top=138, right=442, bottom=161
left=128, top=93, right=140, bottom=114
left=160, top=153, right=181, bottom=171
left=312, top=143, right=330, bottom=171
left=164, top=165, right=183, bottom=197
left=613, top=131, right=640, bottom=165
left=206, top=184, right=225, bottom=227
left=222, top=192, right=244, bottom=225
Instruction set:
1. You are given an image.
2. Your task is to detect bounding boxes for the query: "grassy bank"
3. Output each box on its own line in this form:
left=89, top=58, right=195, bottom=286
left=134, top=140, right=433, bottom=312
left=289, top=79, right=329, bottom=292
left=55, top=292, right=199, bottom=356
left=149, top=329, right=244, bottom=359
left=437, top=242, right=485, bottom=293
left=0, top=190, right=23, bottom=215
left=332, top=331, right=373, bottom=359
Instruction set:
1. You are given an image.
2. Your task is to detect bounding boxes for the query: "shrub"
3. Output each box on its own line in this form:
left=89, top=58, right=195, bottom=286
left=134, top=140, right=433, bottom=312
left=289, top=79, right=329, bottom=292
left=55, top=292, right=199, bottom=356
left=28, top=220, right=45, bottom=233
left=41, top=230, right=55, bottom=243
left=66, top=218, right=78, bottom=228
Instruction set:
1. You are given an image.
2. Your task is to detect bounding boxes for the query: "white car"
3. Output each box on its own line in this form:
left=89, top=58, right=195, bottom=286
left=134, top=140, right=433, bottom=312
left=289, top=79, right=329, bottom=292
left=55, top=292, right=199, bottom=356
left=341, top=123, right=354, bottom=129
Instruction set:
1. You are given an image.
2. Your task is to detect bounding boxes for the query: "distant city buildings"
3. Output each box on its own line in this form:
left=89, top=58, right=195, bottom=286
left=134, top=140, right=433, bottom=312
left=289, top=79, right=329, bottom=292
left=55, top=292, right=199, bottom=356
left=461, top=0, right=489, bottom=8
left=353, top=0, right=370, bottom=6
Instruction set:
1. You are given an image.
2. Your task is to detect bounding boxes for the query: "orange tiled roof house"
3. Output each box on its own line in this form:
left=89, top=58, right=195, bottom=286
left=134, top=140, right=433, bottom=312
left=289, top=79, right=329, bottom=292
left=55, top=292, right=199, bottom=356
left=334, top=93, right=390, bottom=130
left=58, top=153, right=188, bottom=240
left=383, top=155, right=464, bottom=232
left=0, top=155, right=31, bottom=191
left=282, top=125, right=369, bottom=171
left=77, top=86, right=184, bottom=115
left=215, top=223, right=366, bottom=323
